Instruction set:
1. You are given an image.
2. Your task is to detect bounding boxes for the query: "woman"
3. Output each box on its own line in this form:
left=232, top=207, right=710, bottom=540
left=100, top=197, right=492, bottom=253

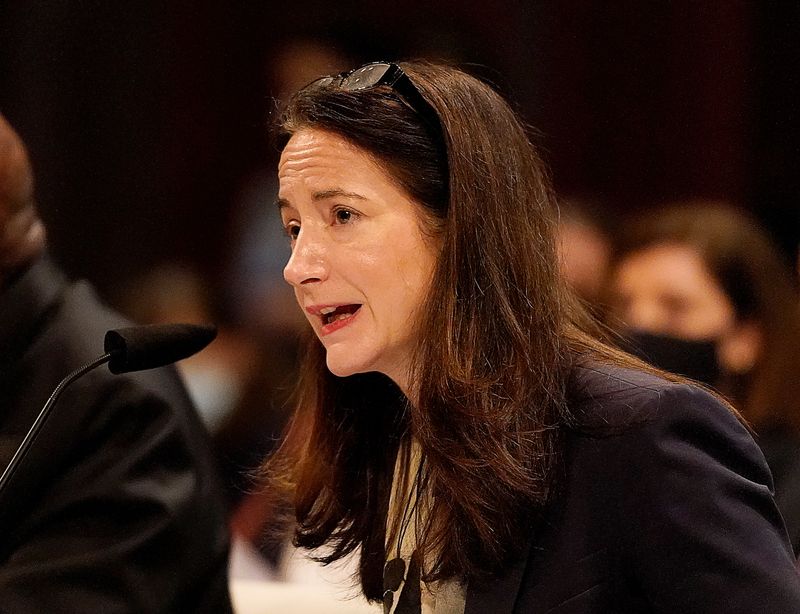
left=268, top=61, right=800, bottom=613
left=608, top=202, right=800, bottom=552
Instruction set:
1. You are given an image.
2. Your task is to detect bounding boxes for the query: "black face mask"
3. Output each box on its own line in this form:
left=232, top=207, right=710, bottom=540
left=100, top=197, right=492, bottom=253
left=620, top=331, right=721, bottom=386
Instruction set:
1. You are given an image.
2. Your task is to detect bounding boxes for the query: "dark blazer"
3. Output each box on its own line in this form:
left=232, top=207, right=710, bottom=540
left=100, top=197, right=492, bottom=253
left=757, top=425, right=800, bottom=553
left=465, top=363, right=800, bottom=613
left=0, top=258, right=233, bottom=613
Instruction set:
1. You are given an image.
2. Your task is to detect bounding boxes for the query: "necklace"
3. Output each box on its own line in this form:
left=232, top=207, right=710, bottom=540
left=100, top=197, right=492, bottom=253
left=383, top=449, right=426, bottom=612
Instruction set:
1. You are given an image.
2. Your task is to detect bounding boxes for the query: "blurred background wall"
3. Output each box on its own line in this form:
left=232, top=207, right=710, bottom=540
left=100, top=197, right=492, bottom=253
left=0, top=0, right=797, bottom=304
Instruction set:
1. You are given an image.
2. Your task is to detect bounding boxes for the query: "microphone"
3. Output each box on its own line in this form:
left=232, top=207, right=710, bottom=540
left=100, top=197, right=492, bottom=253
left=0, top=323, right=217, bottom=495
left=105, top=323, right=217, bottom=374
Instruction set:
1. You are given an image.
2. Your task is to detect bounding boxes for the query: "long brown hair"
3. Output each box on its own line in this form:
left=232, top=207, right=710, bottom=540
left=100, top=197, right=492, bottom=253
left=266, top=61, right=611, bottom=599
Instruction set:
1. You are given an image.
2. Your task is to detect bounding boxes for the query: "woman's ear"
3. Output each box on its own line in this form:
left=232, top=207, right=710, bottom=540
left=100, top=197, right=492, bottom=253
left=718, top=319, right=763, bottom=375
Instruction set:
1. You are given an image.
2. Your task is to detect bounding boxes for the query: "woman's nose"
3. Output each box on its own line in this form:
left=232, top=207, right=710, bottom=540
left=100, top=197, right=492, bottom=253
left=283, top=229, right=328, bottom=287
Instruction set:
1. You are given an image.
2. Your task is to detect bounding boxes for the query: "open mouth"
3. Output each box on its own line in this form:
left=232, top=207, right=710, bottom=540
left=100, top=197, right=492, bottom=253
left=319, top=304, right=362, bottom=326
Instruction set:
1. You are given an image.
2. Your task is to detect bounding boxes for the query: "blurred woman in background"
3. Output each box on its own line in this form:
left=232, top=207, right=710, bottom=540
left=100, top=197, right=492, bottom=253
left=608, top=201, right=800, bottom=551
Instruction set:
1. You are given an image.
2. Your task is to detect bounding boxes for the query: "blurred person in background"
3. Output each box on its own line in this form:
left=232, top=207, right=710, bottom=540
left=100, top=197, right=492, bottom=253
left=556, top=196, right=612, bottom=313
left=0, top=113, right=232, bottom=612
left=265, top=61, right=800, bottom=612
left=116, top=264, right=264, bottom=435
left=607, top=201, right=800, bottom=551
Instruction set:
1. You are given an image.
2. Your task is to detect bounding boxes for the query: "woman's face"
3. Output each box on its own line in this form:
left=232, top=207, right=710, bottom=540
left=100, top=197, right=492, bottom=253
left=609, top=243, right=735, bottom=340
left=278, top=128, right=439, bottom=392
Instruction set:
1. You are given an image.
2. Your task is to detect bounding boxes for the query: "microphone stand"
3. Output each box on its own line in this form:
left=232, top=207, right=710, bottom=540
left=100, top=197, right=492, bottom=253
left=0, top=353, right=111, bottom=494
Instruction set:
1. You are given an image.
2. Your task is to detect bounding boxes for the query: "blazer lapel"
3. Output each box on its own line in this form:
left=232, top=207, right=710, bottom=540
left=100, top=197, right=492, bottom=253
left=464, top=534, right=533, bottom=614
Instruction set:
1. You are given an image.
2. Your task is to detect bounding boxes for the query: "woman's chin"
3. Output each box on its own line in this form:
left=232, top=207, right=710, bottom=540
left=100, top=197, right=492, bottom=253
left=325, top=355, right=366, bottom=378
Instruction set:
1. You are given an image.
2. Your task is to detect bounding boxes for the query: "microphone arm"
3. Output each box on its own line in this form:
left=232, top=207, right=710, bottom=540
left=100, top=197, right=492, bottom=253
left=0, top=353, right=112, bottom=494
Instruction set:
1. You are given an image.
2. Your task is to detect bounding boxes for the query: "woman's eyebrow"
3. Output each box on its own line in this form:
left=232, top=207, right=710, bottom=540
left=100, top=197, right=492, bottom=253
left=312, top=189, right=367, bottom=202
left=276, top=190, right=367, bottom=211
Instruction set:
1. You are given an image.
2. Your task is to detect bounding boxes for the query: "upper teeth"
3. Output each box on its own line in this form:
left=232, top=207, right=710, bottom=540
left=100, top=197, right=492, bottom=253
left=320, top=307, right=337, bottom=315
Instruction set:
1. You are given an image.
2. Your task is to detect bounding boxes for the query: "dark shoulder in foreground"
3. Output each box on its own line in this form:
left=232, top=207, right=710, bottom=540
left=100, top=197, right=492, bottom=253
left=565, top=359, right=739, bottom=436
left=0, top=259, right=233, bottom=613
left=496, top=358, right=800, bottom=613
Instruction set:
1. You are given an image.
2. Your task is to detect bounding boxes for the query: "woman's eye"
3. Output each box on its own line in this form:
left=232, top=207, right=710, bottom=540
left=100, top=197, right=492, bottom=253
left=284, top=223, right=300, bottom=240
left=333, top=208, right=355, bottom=224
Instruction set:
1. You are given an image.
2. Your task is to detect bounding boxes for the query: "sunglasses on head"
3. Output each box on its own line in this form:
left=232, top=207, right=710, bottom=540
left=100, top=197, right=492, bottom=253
left=302, top=62, right=440, bottom=134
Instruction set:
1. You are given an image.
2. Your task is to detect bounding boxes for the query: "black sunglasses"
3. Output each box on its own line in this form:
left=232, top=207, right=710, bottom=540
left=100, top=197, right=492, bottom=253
left=302, top=62, right=440, bottom=134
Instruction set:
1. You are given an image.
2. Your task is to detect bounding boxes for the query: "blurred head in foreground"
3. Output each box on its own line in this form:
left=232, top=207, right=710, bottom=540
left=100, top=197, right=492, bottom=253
left=0, top=114, right=45, bottom=283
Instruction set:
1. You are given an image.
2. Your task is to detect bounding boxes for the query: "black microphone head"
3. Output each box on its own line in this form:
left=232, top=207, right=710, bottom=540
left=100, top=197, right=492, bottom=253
left=104, top=323, right=217, bottom=374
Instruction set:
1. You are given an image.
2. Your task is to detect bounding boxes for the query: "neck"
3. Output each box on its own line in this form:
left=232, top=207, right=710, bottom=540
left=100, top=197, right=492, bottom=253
left=384, top=359, right=417, bottom=406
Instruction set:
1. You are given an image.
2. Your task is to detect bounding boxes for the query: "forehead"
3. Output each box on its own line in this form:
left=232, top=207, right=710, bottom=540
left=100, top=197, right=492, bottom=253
left=280, top=129, right=357, bottom=164
left=619, top=243, right=720, bottom=293
left=278, top=129, right=392, bottom=190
